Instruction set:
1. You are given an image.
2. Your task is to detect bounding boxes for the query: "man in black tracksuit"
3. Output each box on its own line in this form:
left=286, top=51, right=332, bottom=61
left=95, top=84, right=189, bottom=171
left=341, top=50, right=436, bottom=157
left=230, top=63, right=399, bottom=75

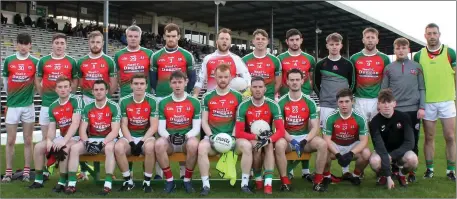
left=381, top=38, right=425, bottom=182
left=369, top=89, right=418, bottom=189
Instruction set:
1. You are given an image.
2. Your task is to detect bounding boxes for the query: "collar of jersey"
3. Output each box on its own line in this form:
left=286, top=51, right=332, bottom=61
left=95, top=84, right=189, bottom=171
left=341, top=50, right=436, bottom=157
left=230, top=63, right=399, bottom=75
left=361, top=49, right=379, bottom=57
left=339, top=109, right=353, bottom=120
left=165, top=46, right=179, bottom=53
left=88, top=52, right=104, bottom=59
left=216, top=50, right=230, bottom=56
left=216, top=88, right=230, bottom=96
left=15, top=52, right=30, bottom=60
left=126, top=46, right=141, bottom=52
left=95, top=98, right=108, bottom=109
left=287, top=92, right=303, bottom=102
left=59, top=95, right=71, bottom=106
left=287, top=50, right=302, bottom=57
left=253, top=51, right=267, bottom=59
left=426, top=44, right=443, bottom=53
left=251, top=96, right=265, bottom=107
left=51, top=53, right=67, bottom=60
left=327, top=55, right=341, bottom=62
left=133, top=94, right=145, bottom=103
left=172, top=92, right=188, bottom=102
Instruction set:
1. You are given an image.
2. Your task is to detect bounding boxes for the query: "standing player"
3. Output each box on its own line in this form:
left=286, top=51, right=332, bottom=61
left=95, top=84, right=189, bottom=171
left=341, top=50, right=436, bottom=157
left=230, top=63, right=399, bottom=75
left=277, top=28, right=316, bottom=179
left=323, top=88, right=371, bottom=188
left=155, top=71, right=201, bottom=194
left=382, top=38, right=425, bottom=182
left=197, top=63, right=243, bottom=196
left=150, top=23, right=196, bottom=100
left=242, top=29, right=281, bottom=100
left=77, top=30, right=117, bottom=105
left=28, top=76, right=83, bottom=192
left=314, top=33, right=355, bottom=127
left=369, top=89, right=418, bottom=188
left=235, top=76, right=285, bottom=194
left=35, top=33, right=78, bottom=140
left=65, top=80, right=120, bottom=195
left=115, top=73, right=158, bottom=193
left=276, top=69, right=328, bottom=192
left=114, top=25, right=153, bottom=98
left=1, top=33, right=39, bottom=182
left=193, top=28, right=251, bottom=98
left=413, top=23, right=456, bottom=180
left=350, top=27, right=391, bottom=121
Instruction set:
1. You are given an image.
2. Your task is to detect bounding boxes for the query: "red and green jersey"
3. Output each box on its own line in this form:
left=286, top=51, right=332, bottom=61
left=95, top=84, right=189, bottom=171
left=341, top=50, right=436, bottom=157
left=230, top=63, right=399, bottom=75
left=1, top=53, right=39, bottom=107
left=242, top=53, right=281, bottom=99
left=236, top=97, right=282, bottom=132
left=202, top=89, right=243, bottom=135
left=36, top=54, right=78, bottom=106
left=277, top=51, right=316, bottom=96
left=49, top=94, right=83, bottom=137
left=76, top=54, right=116, bottom=98
left=150, top=47, right=194, bottom=97
left=413, top=45, right=456, bottom=67
left=324, top=109, right=367, bottom=146
left=120, top=93, right=158, bottom=137
left=350, top=51, right=391, bottom=98
left=278, top=93, right=317, bottom=136
left=158, top=94, right=201, bottom=135
left=82, top=99, right=121, bottom=138
left=114, top=47, right=154, bottom=97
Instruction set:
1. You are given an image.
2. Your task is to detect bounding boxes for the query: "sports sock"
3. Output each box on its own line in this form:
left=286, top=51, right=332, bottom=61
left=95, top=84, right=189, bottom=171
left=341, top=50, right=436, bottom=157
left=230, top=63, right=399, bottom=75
left=143, top=172, right=152, bottom=186
left=280, top=176, right=290, bottom=185
left=201, top=176, right=210, bottom=188
left=264, top=170, right=273, bottom=186
left=5, top=168, right=12, bottom=177
left=353, top=169, right=361, bottom=177
left=301, top=160, right=310, bottom=175
left=180, top=164, right=186, bottom=177
left=43, top=166, right=50, bottom=176
left=342, top=166, right=350, bottom=173
left=184, top=168, right=193, bottom=182
left=314, top=173, right=324, bottom=184
left=23, top=167, right=30, bottom=177
left=104, top=174, right=113, bottom=189
left=155, top=162, right=163, bottom=177
left=323, top=171, right=331, bottom=178
left=426, top=160, right=434, bottom=171
left=34, top=170, right=44, bottom=184
left=254, top=169, right=262, bottom=181
left=447, top=160, right=455, bottom=173
left=68, top=172, right=77, bottom=187
left=58, top=173, right=67, bottom=186
left=122, top=170, right=133, bottom=185
left=162, top=166, right=173, bottom=182
left=241, top=173, right=250, bottom=187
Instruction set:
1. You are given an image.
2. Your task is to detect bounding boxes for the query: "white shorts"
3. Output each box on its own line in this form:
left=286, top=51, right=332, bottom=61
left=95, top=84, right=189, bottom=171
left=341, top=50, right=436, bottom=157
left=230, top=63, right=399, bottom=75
left=83, top=95, right=95, bottom=105
left=53, top=135, right=81, bottom=142
left=39, top=106, right=50, bottom=125
left=333, top=141, right=360, bottom=155
left=424, top=101, right=456, bottom=121
left=5, top=104, right=35, bottom=124
left=289, top=134, right=308, bottom=150
left=120, top=136, right=155, bottom=153
left=320, top=107, right=336, bottom=127
left=355, top=98, right=377, bottom=121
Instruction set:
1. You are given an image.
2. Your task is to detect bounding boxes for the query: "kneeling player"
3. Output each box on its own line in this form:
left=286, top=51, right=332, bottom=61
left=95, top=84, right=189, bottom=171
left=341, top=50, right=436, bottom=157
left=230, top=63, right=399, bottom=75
left=65, top=80, right=121, bottom=195
left=323, top=88, right=371, bottom=188
left=197, top=64, right=243, bottom=196
left=115, top=73, right=158, bottom=192
left=29, top=76, right=83, bottom=191
left=155, top=71, right=201, bottom=194
left=369, top=89, right=418, bottom=188
left=276, top=69, right=328, bottom=192
left=235, top=76, right=285, bottom=194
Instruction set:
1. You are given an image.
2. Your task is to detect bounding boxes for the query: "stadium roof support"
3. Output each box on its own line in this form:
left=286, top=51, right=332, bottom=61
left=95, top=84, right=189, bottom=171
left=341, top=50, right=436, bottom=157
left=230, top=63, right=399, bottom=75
left=103, top=0, right=109, bottom=54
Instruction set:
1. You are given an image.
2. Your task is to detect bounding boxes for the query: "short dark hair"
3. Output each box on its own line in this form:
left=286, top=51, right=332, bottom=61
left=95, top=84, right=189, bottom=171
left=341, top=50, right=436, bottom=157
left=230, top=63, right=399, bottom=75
left=287, top=68, right=304, bottom=79
left=169, top=70, right=187, bottom=81
left=55, top=76, right=71, bottom=86
left=52, top=33, right=67, bottom=42
left=93, top=80, right=108, bottom=90
left=251, top=76, right=265, bottom=84
left=130, top=73, right=147, bottom=84
left=285, top=29, right=302, bottom=40
left=218, top=28, right=231, bottom=39
left=164, top=23, right=180, bottom=35
left=17, top=33, right=32, bottom=45
left=363, top=27, right=379, bottom=37
left=253, top=29, right=268, bottom=38
left=326, top=32, right=343, bottom=43
left=378, top=88, right=395, bottom=103
left=425, top=23, right=440, bottom=32
left=393, top=37, right=410, bottom=47
left=336, top=88, right=353, bottom=100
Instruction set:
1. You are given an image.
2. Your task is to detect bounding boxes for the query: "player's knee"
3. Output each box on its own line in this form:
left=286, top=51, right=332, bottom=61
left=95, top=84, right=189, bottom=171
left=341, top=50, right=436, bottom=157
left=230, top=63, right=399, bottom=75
left=70, top=143, right=83, bottom=156
left=361, top=148, right=371, bottom=160
left=315, top=138, right=328, bottom=152
left=104, top=142, right=115, bottom=154
left=143, top=142, right=155, bottom=156
left=369, top=154, right=381, bottom=166
left=274, top=140, right=286, bottom=154
left=154, top=138, right=168, bottom=153
left=114, top=141, right=126, bottom=155
left=198, top=141, right=210, bottom=156
left=404, top=151, right=418, bottom=166
left=444, top=131, right=456, bottom=142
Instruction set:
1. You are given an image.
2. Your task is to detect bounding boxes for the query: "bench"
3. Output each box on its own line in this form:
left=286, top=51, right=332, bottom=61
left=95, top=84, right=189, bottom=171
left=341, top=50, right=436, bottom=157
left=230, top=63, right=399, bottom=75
left=79, top=152, right=310, bottom=185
